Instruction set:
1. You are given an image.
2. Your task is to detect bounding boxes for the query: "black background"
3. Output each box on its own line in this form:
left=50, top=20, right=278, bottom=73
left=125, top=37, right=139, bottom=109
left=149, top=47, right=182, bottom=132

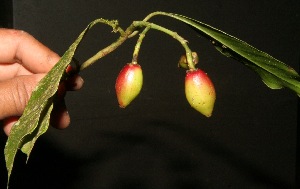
left=0, top=1, right=299, bottom=188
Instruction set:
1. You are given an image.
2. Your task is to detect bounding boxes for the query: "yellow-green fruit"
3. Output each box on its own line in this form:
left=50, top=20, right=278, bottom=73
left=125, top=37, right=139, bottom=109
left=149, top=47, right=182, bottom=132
left=115, top=63, right=143, bottom=108
left=185, top=69, right=216, bottom=117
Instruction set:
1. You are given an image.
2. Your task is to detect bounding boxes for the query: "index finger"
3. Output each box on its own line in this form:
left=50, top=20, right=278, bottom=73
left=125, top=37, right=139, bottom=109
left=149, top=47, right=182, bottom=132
left=0, top=28, right=60, bottom=73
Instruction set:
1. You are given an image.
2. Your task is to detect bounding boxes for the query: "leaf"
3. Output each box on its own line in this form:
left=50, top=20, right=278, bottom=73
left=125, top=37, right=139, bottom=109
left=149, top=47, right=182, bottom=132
left=4, top=19, right=103, bottom=188
left=19, top=102, right=53, bottom=159
left=166, top=13, right=300, bottom=96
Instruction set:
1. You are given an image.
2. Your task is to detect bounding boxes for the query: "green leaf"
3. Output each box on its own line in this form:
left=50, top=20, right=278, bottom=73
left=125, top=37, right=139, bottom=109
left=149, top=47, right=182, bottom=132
left=19, top=102, right=53, bottom=159
left=166, top=13, right=300, bottom=95
left=4, top=19, right=103, bottom=188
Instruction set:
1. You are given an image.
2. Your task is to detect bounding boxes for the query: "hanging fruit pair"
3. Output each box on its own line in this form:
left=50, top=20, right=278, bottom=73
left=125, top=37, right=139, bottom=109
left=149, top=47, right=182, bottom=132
left=115, top=61, right=216, bottom=117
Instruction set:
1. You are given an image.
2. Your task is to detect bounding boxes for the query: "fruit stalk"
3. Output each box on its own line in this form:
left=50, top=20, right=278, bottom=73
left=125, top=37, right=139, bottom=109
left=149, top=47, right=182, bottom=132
left=80, top=15, right=196, bottom=71
left=132, top=26, right=151, bottom=64
left=132, top=21, right=196, bottom=70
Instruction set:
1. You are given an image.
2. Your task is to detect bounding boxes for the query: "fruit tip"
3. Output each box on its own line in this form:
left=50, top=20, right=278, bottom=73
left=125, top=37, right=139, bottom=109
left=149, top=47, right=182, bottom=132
left=204, top=112, right=212, bottom=118
left=118, top=104, right=126, bottom=108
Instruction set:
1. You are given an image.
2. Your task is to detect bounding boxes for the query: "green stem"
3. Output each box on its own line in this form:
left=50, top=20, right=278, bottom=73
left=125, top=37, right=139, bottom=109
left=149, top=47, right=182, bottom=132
left=132, top=21, right=196, bottom=70
left=132, top=26, right=151, bottom=64
left=142, top=11, right=163, bottom=22
left=80, top=19, right=130, bottom=71
left=80, top=13, right=196, bottom=71
left=143, top=11, right=185, bottom=25
left=80, top=36, right=126, bottom=71
left=143, top=11, right=198, bottom=70
left=128, top=11, right=165, bottom=38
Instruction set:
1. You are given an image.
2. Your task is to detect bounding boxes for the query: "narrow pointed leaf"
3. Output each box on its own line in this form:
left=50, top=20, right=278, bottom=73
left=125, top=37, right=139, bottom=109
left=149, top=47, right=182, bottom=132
left=163, top=13, right=300, bottom=95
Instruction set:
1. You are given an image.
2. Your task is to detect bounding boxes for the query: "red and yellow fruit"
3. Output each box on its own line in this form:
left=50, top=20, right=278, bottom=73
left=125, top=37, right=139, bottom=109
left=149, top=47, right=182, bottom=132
left=115, top=63, right=143, bottom=108
left=185, top=69, right=216, bottom=117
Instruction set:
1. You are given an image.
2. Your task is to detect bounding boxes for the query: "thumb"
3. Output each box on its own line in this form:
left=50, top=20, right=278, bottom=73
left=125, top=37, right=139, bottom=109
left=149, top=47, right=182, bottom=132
left=0, top=74, right=45, bottom=120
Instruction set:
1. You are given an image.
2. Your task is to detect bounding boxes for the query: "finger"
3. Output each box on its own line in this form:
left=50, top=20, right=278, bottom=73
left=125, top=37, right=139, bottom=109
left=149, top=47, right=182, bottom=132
left=2, top=116, right=19, bottom=136
left=0, top=29, right=60, bottom=74
left=65, top=74, right=84, bottom=91
left=1, top=82, right=72, bottom=135
left=0, top=74, right=45, bottom=120
left=0, top=62, right=34, bottom=81
left=48, top=76, right=84, bottom=129
left=3, top=104, right=72, bottom=135
left=51, top=99, right=70, bottom=130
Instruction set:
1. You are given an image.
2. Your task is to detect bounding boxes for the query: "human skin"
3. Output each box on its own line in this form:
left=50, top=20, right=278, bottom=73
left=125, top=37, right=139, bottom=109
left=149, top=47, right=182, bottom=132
left=0, top=28, right=83, bottom=135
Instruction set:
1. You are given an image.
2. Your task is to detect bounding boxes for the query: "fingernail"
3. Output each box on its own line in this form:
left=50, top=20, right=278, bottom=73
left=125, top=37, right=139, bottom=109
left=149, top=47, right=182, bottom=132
left=72, top=76, right=84, bottom=91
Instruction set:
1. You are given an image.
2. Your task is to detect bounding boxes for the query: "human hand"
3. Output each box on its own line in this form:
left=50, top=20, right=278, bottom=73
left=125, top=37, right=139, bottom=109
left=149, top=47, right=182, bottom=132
left=0, top=28, right=84, bottom=135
